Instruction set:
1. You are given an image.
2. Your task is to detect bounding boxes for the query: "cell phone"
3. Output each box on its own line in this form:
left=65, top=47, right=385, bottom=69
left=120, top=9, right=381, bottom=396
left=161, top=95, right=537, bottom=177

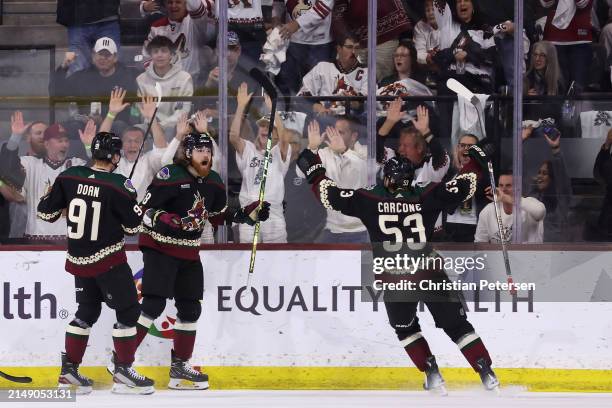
left=542, top=126, right=560, bottom=141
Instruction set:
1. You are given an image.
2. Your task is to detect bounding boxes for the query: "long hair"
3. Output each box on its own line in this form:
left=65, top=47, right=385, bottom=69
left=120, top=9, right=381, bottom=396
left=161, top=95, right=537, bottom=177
left=392, top=40, right=425, bottom=83
left=529, top=160, right=558, bottom=212
left=524, top=41, right=562, bottom=96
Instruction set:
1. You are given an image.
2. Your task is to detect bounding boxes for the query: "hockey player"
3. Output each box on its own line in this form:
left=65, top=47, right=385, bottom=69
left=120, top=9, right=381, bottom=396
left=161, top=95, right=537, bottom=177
left=296, top=145, right=500, bottom=393
left=134, top=131, right=271, bottom=389
left=37, top=132, right=154, bottom=395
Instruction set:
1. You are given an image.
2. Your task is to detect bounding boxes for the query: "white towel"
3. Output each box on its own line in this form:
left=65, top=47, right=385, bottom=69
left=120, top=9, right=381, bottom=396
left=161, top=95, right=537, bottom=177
left=260, top=28, right=290, bottom=76
left=552, top=0, right=576, bottom=30
left=457, top=93, right=489, bottom=137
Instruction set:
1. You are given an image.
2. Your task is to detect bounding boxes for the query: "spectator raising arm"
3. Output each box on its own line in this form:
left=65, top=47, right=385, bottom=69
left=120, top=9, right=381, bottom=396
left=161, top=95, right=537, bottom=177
left=229, top=82, right=252, bottom=157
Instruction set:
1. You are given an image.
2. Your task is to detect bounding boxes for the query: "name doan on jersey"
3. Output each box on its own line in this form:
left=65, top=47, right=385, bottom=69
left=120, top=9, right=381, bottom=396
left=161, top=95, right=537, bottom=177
left=76, top=184, right=100, bottom=198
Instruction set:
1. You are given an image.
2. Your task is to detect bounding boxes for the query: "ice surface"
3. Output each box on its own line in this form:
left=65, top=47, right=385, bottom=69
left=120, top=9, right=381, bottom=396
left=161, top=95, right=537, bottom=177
left=6, top=390, right=612, bottom=408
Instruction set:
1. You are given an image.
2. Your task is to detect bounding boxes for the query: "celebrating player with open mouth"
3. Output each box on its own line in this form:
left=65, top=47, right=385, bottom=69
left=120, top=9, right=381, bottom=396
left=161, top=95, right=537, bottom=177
left=133, top=129, right=271, bottom=390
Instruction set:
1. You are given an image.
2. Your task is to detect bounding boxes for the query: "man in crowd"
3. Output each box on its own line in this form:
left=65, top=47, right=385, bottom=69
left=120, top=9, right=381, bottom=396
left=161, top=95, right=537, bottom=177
left=475, top=170, right=546, bottom=243
left=298, top=32, right=367, bottom=116
left=99, top=88, right=169, bottom=201
left=298, top=117, right=368, bottom=242
left=0, top=113, right=93, bottom=239
left=52, top=37, right=139, bottom=125
left=230, top=83, right=291, bottom=243
left=142, top=0, right=216, bottom=87
left=275, top=0, right=335, bottom=96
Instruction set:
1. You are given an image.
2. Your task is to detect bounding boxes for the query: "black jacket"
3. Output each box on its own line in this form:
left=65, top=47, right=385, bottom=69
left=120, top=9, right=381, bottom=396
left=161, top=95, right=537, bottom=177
left=56, top=0, right=120, bottom=26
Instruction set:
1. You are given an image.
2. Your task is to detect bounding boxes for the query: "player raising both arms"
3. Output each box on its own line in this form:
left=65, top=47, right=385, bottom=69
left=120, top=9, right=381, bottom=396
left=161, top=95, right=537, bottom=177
left=132, top=131, right=271, bottom=389
left=297, top=144, right=500, bottom=393
left=37, top=132, right=154, bottom=395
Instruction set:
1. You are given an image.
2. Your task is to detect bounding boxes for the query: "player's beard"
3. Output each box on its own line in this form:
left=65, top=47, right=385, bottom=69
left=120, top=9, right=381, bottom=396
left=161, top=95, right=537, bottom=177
left=192, top=157, right=212, bottom=177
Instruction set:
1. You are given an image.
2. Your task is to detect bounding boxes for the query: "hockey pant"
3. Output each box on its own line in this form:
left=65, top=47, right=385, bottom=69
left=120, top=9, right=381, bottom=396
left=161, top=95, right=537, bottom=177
left=384, top=299, right=492, bottom=372
left=67, top=263, right=140, bottom=365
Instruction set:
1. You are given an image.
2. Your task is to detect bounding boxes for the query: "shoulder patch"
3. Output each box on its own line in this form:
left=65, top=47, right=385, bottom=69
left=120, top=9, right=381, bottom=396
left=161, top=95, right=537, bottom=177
left=157, top=167, right=170, bottom=180
left=124, top=179, right=136, bottom=194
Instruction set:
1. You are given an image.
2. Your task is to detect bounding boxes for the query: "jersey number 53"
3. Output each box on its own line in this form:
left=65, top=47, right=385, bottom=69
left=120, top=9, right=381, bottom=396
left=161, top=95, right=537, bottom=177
left=378, top=213, right=426, bottom=251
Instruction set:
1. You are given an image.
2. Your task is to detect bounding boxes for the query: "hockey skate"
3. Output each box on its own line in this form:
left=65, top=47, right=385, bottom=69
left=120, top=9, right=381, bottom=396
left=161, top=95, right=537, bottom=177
left=168, top=350, right=209, bottom=390
left=475, top=357, right=500, bottom=393
left=58, top=352, right=93, bottom=395
left=423, top=356, right=447, bottom=396
left=106, top=352, right=115, bottom=376
left=112, top=360, right=155, bottom=395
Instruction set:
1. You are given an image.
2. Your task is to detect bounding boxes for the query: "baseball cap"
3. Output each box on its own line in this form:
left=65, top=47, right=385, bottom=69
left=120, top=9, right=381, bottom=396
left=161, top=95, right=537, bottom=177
left=228, top=31, right=240, bottom=47
left=43, top=123, right=67, bottom=141
left=94, top=37, right=118, bottom=54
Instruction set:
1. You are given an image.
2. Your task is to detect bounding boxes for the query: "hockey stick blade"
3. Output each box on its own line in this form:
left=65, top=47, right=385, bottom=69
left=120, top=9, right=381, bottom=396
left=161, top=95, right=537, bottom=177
left=249, top=68, right=277, bottom=99
left=0, top=370, right=33, bottom=383
left=446, top=78, right=479, bottom=106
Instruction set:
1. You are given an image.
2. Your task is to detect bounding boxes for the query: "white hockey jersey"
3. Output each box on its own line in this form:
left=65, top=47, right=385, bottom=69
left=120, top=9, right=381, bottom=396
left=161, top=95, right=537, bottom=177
left=580, top=110, right=612, bottom=139
left=298, top=61, right=367, bottom=113
left=227, top=0, right=264, bottom=24
left=433, top=0, right=495, bottom=78
left=24, top=156, right=86, bottom=237
left=143, top=0, right=216, bottom=79
left=283, top=0, right=334, bottom=45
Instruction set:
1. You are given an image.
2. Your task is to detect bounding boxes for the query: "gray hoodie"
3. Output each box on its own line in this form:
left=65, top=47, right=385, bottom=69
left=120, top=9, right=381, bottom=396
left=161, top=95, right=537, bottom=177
left=137, top=62, right=193, bottom=131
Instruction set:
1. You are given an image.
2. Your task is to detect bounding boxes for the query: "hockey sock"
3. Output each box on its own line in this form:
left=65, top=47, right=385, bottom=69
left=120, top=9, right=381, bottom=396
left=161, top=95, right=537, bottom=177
left=112, top=324, right=137, bottom=365
left=135, top=314, right=154, bottom=348
left=400, top=332, right=433, bottom=372
left=456, top=332, right=492, bottom=371
left=65, top=320, right=91, bottom=364
left=173, top=320, right=197, bottom=361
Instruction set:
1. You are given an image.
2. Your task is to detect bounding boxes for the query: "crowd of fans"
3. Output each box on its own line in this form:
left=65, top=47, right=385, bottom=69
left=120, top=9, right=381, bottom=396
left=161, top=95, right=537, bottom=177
left=1, top=0, right=612, bottom=243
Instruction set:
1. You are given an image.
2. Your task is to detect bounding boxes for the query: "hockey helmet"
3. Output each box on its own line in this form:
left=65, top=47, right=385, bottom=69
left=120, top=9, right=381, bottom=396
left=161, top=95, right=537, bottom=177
left=91, top=132, right=122, bottom=161
left=184, top=132, right=214, bottom=159
left=383, top=156, right=416, bottom=191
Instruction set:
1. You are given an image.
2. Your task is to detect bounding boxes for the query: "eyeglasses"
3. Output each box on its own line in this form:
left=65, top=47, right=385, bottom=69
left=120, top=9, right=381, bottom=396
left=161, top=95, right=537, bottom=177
left=458, top=143, right=475, bottom=149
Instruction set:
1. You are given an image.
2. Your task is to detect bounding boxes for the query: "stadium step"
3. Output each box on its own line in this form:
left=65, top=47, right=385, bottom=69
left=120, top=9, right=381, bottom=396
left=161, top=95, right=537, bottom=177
left=1, top=1, right=57, bottom=25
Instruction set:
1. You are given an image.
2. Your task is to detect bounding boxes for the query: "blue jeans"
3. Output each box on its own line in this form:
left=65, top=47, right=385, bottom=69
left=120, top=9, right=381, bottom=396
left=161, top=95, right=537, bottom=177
left=555, top=43, right=592, bottom=92
left=67, top=20, right=121, bottom=75
left=275, top=41, right=334, bottom=96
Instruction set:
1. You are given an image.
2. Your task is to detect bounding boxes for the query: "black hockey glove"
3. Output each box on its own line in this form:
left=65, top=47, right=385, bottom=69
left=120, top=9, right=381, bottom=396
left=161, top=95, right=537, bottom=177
left=297, top=149, right=326, bottom=184
left=235, top=201, right=271, bottom=226
left=467, top=144, right=490, bottom=171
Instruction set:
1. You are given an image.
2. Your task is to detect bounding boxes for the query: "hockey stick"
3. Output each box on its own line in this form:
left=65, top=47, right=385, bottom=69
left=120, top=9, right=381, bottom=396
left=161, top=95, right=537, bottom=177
left=128, top=82, right=162, bottom=180
left=487, top=162, right=517, bottom=296
left=446, top=79, right=516, bottom=294
left=244, top=68, right=278, bottom=295
left=0, top=370, right=32, bottom=383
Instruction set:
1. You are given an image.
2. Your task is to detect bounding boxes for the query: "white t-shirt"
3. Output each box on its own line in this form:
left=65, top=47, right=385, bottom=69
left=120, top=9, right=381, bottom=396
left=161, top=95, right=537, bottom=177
left=474, top=197, right=546, bottom=243
left=236, top=140, right=291, bottom=208
left=22, top=156, right=86, bottom=236
left=114, top=148, right=165, bottom=202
